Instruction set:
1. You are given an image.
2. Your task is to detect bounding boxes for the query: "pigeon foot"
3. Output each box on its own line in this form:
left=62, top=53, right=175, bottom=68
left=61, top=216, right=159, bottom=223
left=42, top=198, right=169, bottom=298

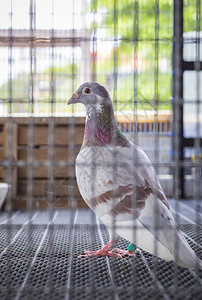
left=78, top=241, right=122, bottom=258
left=78, top=249, right=122, bottom=258
left=111, top=247, right=141, bottom=257
left=78, top=241, right=141, bottom=258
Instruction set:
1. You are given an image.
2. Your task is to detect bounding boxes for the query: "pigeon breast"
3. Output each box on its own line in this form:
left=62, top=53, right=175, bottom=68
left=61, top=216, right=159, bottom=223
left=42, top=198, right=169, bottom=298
left=76, top=144, right=169, bottom=225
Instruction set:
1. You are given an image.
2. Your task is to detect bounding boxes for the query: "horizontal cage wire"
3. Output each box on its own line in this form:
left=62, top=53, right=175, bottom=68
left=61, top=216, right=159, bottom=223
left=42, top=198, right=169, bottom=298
left=0, top=0, right=201, bottom=299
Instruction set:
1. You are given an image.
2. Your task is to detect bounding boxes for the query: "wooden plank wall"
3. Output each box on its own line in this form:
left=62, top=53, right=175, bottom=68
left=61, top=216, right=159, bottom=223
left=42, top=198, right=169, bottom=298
left=0, top=115, right=171, bottom=210
left=0, top=117, right=86, bottom=209
left=0, top=123, right=6, bottom=181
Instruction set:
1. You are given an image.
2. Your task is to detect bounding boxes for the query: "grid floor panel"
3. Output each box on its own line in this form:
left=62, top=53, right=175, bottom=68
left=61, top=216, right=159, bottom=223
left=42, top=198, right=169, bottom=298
left=0, top=209, right=201, bottom=300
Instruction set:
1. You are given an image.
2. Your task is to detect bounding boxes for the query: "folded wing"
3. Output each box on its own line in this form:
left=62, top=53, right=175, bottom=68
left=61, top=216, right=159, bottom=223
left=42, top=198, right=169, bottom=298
left=76, top=144, right=169, bottom=222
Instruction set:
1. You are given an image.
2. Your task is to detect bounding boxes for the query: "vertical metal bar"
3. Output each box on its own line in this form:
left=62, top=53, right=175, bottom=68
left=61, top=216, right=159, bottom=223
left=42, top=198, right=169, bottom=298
left=113, top=0, right=118, bottom=114
left=5, top=0, right=13, bottom=294
left=69, top=0, right=76, bottom=212
left=131, top=1, right=139, bottom=298
left=6, top=0, right=13, bottom=212
left=46, top=0, right=55, bottom=296
left=194, top=0, right=201, bottom=199
left=27, top=0, right=35, bottom=212
left=172, top=0, right=184, bottom=290
left=194, top=0, right=201, bottom=269
left=111, top=0, right=119, bottom=261
left=133, top=0, right=138, bottom=141
left=172, top=0, right=184, bottom=199
left=47, top=0, right=55, bottom=224
left=65, top=210, right=78, bottom=300
left=91, top=0, right=97, bottom=81
left=96, top=217, right=119, bottom=300
left=15, top=211, right=58, bottom=300
left=27, top=1, right=36, bottom=296
left=0, top=211, right=38, bottom=259
left=153, top=0, right=159, bottom=273
left=154, top=0, right=159, bottom=153
left=139, top=250, right=170, bottom=300
left=89, top=1, right=98, bottom=295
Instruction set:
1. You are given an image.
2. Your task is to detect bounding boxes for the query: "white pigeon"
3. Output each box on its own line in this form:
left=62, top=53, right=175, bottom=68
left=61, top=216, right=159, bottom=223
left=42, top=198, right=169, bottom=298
left=68, top=82, right=202, bottom=269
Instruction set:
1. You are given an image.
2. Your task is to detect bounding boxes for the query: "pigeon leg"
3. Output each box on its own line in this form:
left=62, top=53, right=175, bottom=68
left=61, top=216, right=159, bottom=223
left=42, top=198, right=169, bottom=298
left=111, top=243, right=141, bottom=257
left=79, top=240, right=141, bottom=258
left=111, top=248, right=141, bottom=256
left=79, top=239, right=122, bottom=258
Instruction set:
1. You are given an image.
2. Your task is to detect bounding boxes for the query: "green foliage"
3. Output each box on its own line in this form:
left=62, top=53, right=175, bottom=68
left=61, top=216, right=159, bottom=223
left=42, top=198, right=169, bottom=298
left=93, top=0, right=174, bottom=110
left=91, top=0, right=200, bottom=112
left=0, top=73, right=29, bottom=100
left=97, top=0, right=173, bottom=41
left=0, top=1, right=199, bottom=114
left=0, top=63, right=79, bottom=114
left=43, top=63, right=78, bottom=75
left=184, top=0, right=202, bottom=32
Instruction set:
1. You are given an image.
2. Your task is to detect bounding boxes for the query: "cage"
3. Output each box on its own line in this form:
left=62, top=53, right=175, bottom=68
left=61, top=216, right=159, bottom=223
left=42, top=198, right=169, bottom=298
left=0, top=0, right=201, bottom=299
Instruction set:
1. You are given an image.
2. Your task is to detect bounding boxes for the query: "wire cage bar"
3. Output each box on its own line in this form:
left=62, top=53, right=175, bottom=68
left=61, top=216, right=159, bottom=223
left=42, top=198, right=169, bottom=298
left=0, top=0, right=201, bottom=299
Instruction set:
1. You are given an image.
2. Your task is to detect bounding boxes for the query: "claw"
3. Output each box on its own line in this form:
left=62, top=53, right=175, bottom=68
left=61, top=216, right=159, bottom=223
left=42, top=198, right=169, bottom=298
left=78, top=241, right=140, bottom=259
left=78, top=247, right=141, bottom=258
left=78, top=250, right=122, bottom=258
left=111, top=247, right=141, bottom=257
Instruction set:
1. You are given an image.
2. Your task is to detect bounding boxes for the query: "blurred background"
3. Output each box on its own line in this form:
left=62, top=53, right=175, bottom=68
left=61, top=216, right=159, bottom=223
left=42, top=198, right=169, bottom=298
left=0, top=1, right=201, bottom=299
left=0, top=0, right=201, bottom=209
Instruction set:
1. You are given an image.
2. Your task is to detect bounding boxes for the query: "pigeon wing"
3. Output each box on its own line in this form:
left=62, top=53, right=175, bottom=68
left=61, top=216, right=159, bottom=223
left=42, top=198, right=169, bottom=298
left=76, top=144, right=169, bottom=222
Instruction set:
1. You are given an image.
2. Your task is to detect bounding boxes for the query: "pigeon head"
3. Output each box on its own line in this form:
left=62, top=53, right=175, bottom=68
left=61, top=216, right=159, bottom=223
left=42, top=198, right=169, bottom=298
left=68, top=82, right=129, bottom=147
left=68, top=82, right=111, bottom=109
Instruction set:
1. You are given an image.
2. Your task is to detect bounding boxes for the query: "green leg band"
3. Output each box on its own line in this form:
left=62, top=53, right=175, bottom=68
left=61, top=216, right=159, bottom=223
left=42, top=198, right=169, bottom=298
left=127, top=243, right=138, bottom=253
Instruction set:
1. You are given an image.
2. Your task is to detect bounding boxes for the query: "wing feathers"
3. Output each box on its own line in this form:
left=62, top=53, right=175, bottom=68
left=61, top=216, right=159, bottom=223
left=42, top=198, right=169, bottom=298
left=77, top=145, right=170, bottom=220
left=88, top=181, right=152, bottom=220
left=76, top=144, right=201, bottom=269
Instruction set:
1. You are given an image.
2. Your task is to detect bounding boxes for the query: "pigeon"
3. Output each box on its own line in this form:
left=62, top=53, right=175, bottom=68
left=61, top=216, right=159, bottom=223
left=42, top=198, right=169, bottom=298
left=68, top=82, right=202, bottom=269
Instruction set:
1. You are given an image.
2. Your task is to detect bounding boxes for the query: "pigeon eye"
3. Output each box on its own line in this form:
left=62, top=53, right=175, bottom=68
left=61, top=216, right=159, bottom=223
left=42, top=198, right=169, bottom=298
left=83, top=87, right=91, bottom=94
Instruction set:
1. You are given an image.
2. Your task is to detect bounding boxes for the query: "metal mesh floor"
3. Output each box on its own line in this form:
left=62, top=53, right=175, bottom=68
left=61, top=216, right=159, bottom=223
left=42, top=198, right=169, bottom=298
left=0, top=206, right=201, bottom=300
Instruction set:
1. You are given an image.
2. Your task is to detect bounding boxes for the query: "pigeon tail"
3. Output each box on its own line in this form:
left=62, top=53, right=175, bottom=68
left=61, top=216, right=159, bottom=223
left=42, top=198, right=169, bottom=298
left=170, top=229, right=202, bottom=269
left=137, top=195, right=202, bottom=269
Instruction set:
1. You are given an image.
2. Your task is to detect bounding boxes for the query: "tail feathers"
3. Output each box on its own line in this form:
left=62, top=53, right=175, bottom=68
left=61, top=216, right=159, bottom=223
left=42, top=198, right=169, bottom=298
left=138, top=216, right=202, bottom=269
left=171, top=230, right=202, bottom=269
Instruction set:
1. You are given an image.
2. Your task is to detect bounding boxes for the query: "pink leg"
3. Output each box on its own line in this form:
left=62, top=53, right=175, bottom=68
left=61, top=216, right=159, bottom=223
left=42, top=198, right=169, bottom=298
left=78, top=241, right=123, bottom=258
left=111, top=247, right=141, bottom=257
left=79, top=237, right=141, bottom=258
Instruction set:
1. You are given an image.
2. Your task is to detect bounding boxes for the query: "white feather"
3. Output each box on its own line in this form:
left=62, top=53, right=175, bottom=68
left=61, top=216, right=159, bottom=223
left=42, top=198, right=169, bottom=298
left=76, top=144, right=202, bottom=269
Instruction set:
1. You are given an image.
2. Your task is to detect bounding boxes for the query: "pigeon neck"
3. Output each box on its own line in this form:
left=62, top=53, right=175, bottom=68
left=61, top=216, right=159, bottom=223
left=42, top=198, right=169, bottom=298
left=83, top=104, right=129, bottom=147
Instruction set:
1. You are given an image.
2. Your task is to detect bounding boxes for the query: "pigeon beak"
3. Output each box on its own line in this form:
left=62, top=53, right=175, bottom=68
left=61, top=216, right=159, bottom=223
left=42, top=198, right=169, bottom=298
left=67, top=93, right=81, bottom=105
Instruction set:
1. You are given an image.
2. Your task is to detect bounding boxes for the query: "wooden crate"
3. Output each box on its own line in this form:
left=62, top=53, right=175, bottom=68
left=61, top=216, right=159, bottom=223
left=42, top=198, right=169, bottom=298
left=16, top=177, right=84, bottom=209
left=18, top=124, right=84, bottom=145
left=14, top=195, right=87, bottom=210
left=0, top=117, right=86, bottom=208
left=0, top=166, right=5, bottom=179
left=0, top=124, right=7, bottom=180
left=0, top=148, right=5, bottom=179
left=0, top=124, right=6, bottom=145
left=18, top=178, right=80, bottom=197
left=18, top=148, right=80, bottom=178
left=0, top=114, right=171, bottom=209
